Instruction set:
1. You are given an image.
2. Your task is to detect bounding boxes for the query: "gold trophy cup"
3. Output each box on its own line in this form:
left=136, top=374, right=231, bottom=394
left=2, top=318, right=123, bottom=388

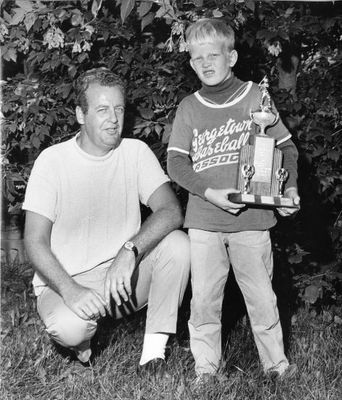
left=228, top=76, right=298, bottom=208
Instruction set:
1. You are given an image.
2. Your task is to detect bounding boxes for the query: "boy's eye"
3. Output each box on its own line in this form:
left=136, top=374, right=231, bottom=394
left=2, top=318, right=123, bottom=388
left=192, top=53, right=221, bottom=66
left=192, top=57, right=202, bottom=65
left=208, top=53, right=220, bottom=60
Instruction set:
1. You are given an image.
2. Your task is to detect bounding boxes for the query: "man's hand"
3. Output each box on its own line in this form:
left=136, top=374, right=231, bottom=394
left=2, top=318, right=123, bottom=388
left=62, top=282, right=107, bottom=321
left=104, top=248, right=136, bottom=310
left=204, top=188, right=246, bottom=214
left=277, top=187, right=300, bottom=217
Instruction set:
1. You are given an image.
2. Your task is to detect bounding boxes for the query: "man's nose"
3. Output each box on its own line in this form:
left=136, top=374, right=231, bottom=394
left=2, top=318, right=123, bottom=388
left=108, top=108, right=118, bottom=122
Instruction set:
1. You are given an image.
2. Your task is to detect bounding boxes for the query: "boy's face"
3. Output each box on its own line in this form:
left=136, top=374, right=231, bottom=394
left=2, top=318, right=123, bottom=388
left=189, top=41, right=237, bottom=86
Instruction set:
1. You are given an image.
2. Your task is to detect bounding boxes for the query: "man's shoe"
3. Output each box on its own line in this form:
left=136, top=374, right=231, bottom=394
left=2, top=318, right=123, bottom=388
left=137, top=358, right=170, bottom=380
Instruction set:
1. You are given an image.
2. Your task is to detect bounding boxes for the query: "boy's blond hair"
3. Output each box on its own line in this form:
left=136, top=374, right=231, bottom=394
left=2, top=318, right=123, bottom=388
left=186, top=18, right=235, bottom=52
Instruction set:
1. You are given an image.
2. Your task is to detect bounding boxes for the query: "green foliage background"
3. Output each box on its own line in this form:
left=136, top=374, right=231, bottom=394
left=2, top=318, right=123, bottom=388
left=1, top=0, right=342, bottom=305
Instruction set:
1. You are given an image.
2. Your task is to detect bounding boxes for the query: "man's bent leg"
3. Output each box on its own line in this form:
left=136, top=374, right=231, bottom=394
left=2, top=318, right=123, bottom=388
left=37, top=287, right=97, bottom=363
left=139, top=230, right=190, bottom=333
left=227, top=230, right=289, bottom=374
left=134, top=230, right=190, bottom=365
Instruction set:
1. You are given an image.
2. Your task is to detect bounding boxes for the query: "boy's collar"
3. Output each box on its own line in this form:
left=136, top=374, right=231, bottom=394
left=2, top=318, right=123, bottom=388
left=200, top=73, right=236, bottom=95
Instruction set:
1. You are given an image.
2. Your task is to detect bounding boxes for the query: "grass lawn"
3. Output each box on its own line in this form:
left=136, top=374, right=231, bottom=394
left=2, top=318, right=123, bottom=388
left=1, top=262, right=341, bottom=400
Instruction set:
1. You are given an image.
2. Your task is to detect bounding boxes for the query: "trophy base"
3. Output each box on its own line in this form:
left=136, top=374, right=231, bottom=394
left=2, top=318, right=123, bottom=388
left=228, top=193, right=299, bottom=208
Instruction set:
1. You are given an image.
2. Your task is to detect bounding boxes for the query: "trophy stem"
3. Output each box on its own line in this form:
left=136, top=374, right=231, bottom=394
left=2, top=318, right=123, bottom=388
left=259, top=124, right=266, bottom=136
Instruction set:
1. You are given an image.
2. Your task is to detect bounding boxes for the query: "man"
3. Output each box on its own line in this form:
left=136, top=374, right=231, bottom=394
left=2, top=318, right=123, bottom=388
left=23, top=67, right=190, bottom=375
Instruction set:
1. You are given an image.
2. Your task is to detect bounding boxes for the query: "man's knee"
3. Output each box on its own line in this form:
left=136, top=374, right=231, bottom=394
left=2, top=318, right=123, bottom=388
left=161, top=230, right=190, bottom=265
left=44, top=307, right=97, bottom=348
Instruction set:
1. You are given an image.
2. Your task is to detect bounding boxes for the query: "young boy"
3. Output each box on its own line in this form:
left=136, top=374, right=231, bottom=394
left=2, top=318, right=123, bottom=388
left=167, top=18, right=300, bottom=381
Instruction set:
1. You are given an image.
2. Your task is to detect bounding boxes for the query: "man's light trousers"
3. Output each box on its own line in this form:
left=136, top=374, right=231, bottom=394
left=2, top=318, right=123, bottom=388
left=37, top=230, right=190, bottom=360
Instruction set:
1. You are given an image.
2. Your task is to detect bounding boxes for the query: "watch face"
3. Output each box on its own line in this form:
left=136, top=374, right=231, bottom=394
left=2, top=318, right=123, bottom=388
left=125, top=242, right=133, bottom=250
left=124, top=241, right=138, bottom=257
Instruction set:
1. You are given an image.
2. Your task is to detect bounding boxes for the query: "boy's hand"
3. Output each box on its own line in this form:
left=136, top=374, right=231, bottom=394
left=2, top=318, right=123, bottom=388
left=277, top=187, right=300, bottom=217
left=205, top=188, right=245, bottom=215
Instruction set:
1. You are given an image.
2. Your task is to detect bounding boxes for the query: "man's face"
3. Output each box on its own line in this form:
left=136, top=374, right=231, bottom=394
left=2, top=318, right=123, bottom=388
left=76, top=83, right=125, bottom=156
left=189, top=41, right=237, bottom=86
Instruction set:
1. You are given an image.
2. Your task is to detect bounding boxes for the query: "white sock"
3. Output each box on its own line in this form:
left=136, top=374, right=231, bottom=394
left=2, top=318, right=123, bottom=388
left=139, top=333, right=169, bottom=365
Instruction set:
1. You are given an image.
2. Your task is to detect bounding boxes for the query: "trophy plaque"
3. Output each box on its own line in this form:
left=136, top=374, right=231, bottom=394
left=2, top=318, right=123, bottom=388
left=228, top=76, right=298, bottom=208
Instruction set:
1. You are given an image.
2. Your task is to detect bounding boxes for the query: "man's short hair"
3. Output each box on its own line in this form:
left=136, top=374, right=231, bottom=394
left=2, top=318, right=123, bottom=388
left=75, top=67, right=126, bottom=114
left=186, top=18, right=235, bottom=52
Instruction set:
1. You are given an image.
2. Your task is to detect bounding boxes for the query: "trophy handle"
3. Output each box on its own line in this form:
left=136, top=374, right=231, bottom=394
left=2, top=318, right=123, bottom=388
left=271, top=112, right=279, bottom=127
left=241, top=164, right=255, bottom=194
left=275, top=168, right=288, bottom=196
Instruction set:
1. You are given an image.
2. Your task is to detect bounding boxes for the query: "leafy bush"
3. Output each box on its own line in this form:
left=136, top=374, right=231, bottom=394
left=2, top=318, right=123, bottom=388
left=1, top=0, right=341, bottom=303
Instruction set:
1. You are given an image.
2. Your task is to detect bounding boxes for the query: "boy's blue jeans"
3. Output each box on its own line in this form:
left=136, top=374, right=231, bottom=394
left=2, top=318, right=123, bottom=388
left=188, top=229, right=289, bottom=376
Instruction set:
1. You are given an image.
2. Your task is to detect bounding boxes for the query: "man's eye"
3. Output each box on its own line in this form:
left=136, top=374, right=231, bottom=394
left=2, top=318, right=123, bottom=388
left=115, top=107, right=124, bottom=114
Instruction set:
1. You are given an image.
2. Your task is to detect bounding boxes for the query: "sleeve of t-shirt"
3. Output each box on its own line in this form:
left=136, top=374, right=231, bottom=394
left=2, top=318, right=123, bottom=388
left=136, top=141, right=170, bottom=206
left=167, top=101, right=194, bottom=154
left=22, top=149, right=58, bottom=222
left=167, top=100, right=210, bottom=198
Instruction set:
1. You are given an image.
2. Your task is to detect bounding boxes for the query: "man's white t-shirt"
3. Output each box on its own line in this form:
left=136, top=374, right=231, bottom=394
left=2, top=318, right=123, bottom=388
left=22, top=135, right=169, bottom=295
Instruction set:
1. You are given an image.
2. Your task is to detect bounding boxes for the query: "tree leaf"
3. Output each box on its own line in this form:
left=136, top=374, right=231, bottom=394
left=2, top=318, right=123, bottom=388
left=141, top=12, right=155, bottom=31
left=137, top=1, right=153, bottom=18
left=303, top=284, right=321, bottom=305
left=8, top=8, right=25, bottom=25
left=91, top=0, right=103, bottom=18
left=245, top=0, right=255, bottom=12
left=2, top=47, right=17, bottom=62
left=156, top=2, right=175, bottom=20
left=212, top=9, right=223, bottom=18
left=120, top=0, right=135, bottom=23
left=71, top=11, right=83, bottom=26
left=139, top=107, right=154, bottom=120
left=31, top=136, right=41, bottom=149
left=15, top=0, right=33, bottom=12
left=24, top=12, right=36, bottom=32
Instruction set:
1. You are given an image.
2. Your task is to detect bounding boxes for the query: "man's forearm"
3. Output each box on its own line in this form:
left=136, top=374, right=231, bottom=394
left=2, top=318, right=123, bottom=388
left=25, top=239, right=75, bottom=297
left=130, top=204, right=183, bottom=256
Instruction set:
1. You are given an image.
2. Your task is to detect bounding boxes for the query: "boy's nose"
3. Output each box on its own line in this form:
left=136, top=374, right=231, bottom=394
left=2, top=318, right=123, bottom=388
left=202, top=57, right=212, bottom=67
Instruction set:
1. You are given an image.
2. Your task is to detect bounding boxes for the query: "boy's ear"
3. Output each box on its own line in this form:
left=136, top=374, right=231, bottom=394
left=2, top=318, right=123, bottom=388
left=76, top=106, right=85, bottom=125
left=229, top=49, right=238, bottom=67
left=189, top=58, right=196, bottom=71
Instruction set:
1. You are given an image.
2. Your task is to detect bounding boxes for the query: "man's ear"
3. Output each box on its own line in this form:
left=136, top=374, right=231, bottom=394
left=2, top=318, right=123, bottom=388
left=76, top=106, right=85, bottom=125
left=229, top=49, right=238, bottom=67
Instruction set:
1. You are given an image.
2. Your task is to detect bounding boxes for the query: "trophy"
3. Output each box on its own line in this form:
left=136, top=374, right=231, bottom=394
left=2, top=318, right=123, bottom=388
left=228, top=76, right=298, bottom=208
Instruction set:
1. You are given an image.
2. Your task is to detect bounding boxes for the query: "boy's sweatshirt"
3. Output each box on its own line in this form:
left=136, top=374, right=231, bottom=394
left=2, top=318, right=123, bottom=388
left=167, top=74, right=298, bottom=232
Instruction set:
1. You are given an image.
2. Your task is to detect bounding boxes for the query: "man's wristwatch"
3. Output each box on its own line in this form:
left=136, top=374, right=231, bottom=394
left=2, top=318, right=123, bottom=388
left=123, top=241, right=138, bottom=258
